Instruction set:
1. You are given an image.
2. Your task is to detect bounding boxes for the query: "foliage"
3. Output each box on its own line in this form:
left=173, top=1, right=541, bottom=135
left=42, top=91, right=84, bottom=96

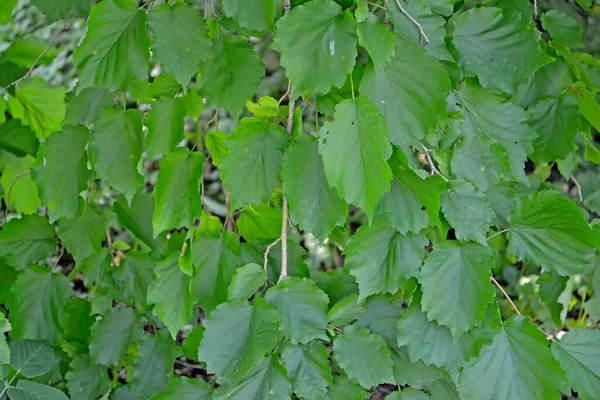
left=1, top=0, right=600, bottom=399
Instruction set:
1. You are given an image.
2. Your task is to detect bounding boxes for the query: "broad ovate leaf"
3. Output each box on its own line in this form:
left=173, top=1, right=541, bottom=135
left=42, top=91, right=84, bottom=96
left=508, top=190, right=600, bottom=275
left=360, top=40, right=449, bottom=146
left=31, top=125, right=91, bottom=221
left=73, top=0, right=150, bottom=91
left=319, top=97, right=392, bottom=216
left=274, top=0, right=357, bottom=95
left=221, top=120, right=287, bottom=209
left=147, top=253, right=195, bottom=340
left=9, top=266, right=72, bottom=344
left=199, top=298, right=279, bottom=383
left=0, top=215, right=56, bottom=270
left=148, top=3, right=212, bottom=91
left=458, top=316, right=568, bottom=400
left=334, top=325, right=395, bottom=389
left=152, top=148, right=205, bottom=236
left=89, top=307, right=144, bottom=366
left=344, top=221, right=427, bottom=301
left=452, top=7, right=552, bottom=94
left=265, top=277, right=329, bottom=345
left=551, top=329, right=600, bottom=400
left=281, top=341, right=333, bottom=399
left=419, top=241, right=496, bottom=336
left=90, top=108, right=145, bottom=203
left=282, top=135, right=347, bottom=241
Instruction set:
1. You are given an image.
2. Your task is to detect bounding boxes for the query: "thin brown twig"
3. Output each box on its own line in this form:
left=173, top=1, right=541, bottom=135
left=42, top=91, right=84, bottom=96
left=278, top=81, right=292, bottom=105
left=2, top=20, right=69, bottom=91
left=570, top=175, right=583, bottom=204
left=284, top=0, right=292, bottom=13
left=491, top=277, right=521, bottom=316
left=105, top=223, right=114, bottom=258
left=392, top=0, right=429, bottom=44
left=264, top=238, right=281, bottom=270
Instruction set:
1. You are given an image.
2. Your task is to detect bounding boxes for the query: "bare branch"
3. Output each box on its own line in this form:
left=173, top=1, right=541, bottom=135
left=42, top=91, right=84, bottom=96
left=2, top=20, right=69, bottom=91
left=393, top=0, right=429, bottom=44
left=491, top=277, right=521, bottom=316
left=264, top=238, right=282, bottom=270
left=284, top=0, right=292, bottom=13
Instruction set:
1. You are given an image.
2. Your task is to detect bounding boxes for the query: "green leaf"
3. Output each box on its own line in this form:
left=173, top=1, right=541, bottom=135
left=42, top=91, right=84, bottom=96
left=191, top=232, right=244, bottom=312
left=151, top=377, right=211, bottom=400
left=327, top=294, right=364, bottom=326
left=357, top=14, right=396, bottom=70
left=508, top=190, right=600, bottom=275
left=7, top=381, right=68, bottom=400
left=319, top=97, right=392, bottom=216
left=213, top=355, right=292, bottom=400
left=375, top=147, right=446, bottom=233
left=423, top=0, right=457, bottom=16
left=528, top=94, right=581, bottom=164
left=31, top=125, right=91, bottom=221
left=222, top=0, right=275, bottom=32
left=452, top=7, right=553, bottom=94
left=3, top=37, right=59, bottom=68
left=456, top=81, right=536, bottom=182
left=571, top=82, right=600, bottom=132
left=9, top=266, right=72, bottom=343
left=64, top=88, right=114, bottom=126
left=113, top=192, right=169, bottom=256
left=282, top=130, right=347, bottom=241
left=386, top=388, right=430, bottom=400
left=450, top=137, right=513, bottom=192
left=152, top=149, right=205, bottom=236
left=199, top=37, right=264, bottom=113
left=247, top=96, right=279, bottom=117
left=150, top=71, right=183, bottom=100
left=388, top=0, right=453, bottom=62
left=56, top=207, right=105, bottom=264
left=63, top=297, right=94, bottom=349
left=73, top=0, right=149, bottom=91
left=397, top=295, right=465, bottom=376
left=65, top=356, right=111, bottom=400
left=184, top=89, right=205, bottom=120
left=0, top=215, right=56, bottom=270
left=551, top=329, right=600, bottom=400
left=205, top=130, right=228, bottom=169
left=281, top=341, right=333, bottom=400
left=334, top=325, right=395, bottom=389
left=237, top=203, right=282, bottom=242
left=419, top=241, right=496, bottom=336
left=30, top=0, right=93, bottom=21
left=458, top=316, right=568, bottom=400
left=441, top=181, right=494, bottom=245
left=89, top=307, right=144, bottom=366
left=344, top=221, right=427, bottom=301
left=360, top=40, right=450, bottom=146
left=9, top=340, right=57, bottom=378
left=0, top=0, right=16, bottom=23
left=11, top=77, right=66, bottom=138
left=0, top=153, right=41, bottom=215
left=107, top=253, right=155, bottom=307
left=325, top=375, right=367, bottom=400
left=144, top=97, right=186, bottom=158
left=132, top=331, right=180, bottom=399
left=181, top=329, right=204, bottom=365
left=0, top=314, right=10, bottom=364
left=541, top=10, right=584, bottom=49
left=273, top=0, right=357, bottom=95
left=199, top=298, right=280, bottom=383
left=148, top=3, right=212, bottom=91
left=90, top=108, right=145, bottom=203
left=515, top=60, right=573, bottom=108
left=221, top=120, right=287, bottom=209
left=265, top=277, right=329, bottom=345
left=147, top=253, right=195, bottom=340
left=538, top=270, right=570, bottom=328
left=0, top=120, right=38, bottom=157
left=228, top=263, right=267, bottom=301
